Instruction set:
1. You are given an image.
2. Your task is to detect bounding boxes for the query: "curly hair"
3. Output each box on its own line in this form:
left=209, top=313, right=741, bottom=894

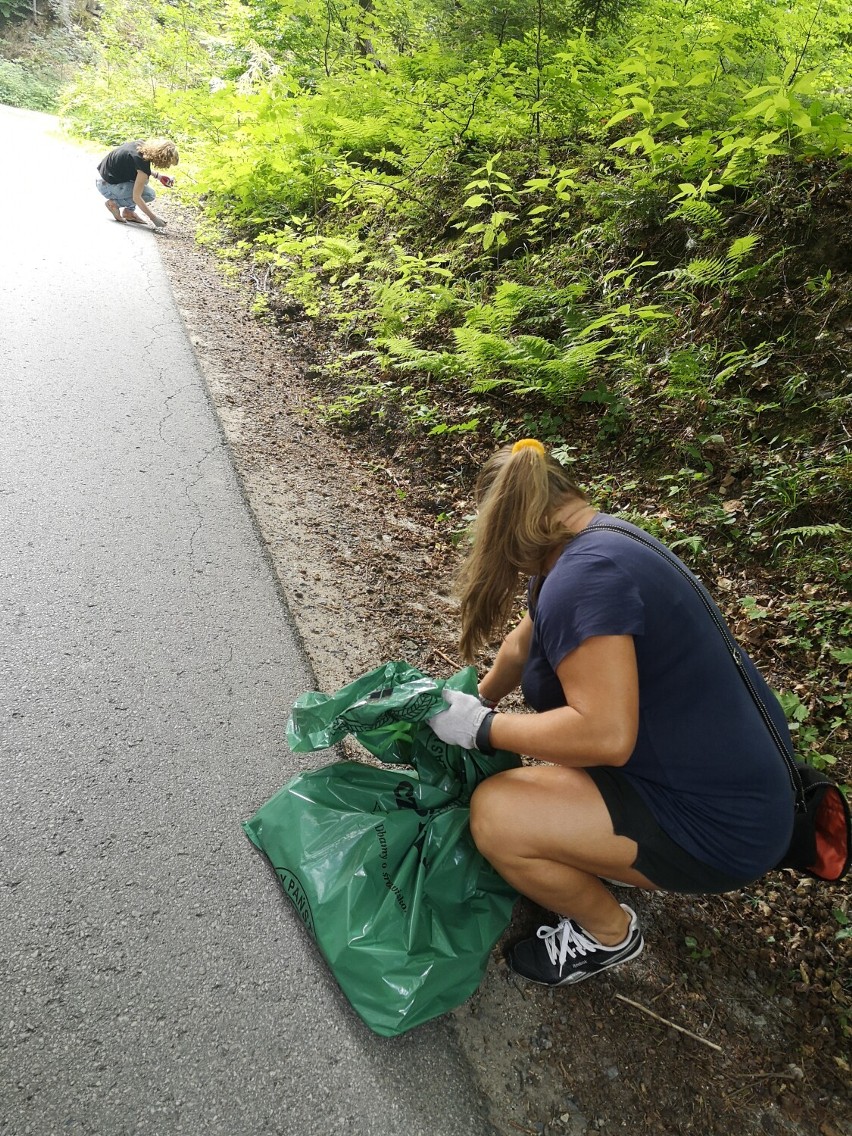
left=455, top=444, right=588, bottom=661
left=139, top=139, right=179, bottom=168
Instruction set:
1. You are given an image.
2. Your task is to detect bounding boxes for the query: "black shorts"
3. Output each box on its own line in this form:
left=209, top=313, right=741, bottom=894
left=587, top=766, right=755, bottom=894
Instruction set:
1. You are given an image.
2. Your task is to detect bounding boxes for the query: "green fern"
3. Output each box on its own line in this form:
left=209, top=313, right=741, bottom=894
left=726, top=234, right=760, bottom=264
left=666, top=198, right=725, bottom=237
left=776, top=524, right=851, bottom=541
left=314, top=237, right=365, bottom=269
left=678, top=234, right=760, bottom=288
left=680, top=256, right=727, bottom=285
left=452, top=327, right=529, bottom=370
left=378, top=337, right=463, bottom=379
left=719, top=142, right=760, bottom=186
left=451, top=326, right=617, bottom=399
left=465, top=283, right=588, bottom=336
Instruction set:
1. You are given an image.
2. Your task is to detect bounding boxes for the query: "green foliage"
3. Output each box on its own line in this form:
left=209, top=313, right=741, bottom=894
left=61, top=0, right=852, bottom=780
left=674, top=234, right=762, bottom=288
left=456, top=154, right=520, bottom=253
left=0, top=19, right=90, bottom=110
left=775, top=690, right=839, bottom=771
left=0, top=57, right=59, bottom=110
left=666, top=197, right=726, bottom=239
left=684, top=934, right=712, bottom=962
left=60, top=0, right=251, bottom=143
left=0, top=0, right=28, bottom=22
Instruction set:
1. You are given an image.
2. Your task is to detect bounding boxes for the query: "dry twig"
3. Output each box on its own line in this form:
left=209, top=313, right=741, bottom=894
left=432, top=645, right=460, bottom=670
left=722, top=1071, right=795, bottom=1101
left=614, top=993, right=723, bottom=1052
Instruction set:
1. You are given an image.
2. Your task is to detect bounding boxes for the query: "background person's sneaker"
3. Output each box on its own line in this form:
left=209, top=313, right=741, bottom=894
left=506, top=904, right=644, bottom=986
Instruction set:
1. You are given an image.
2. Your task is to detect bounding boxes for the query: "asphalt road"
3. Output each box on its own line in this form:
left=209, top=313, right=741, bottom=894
left=0, top=106, right=496, bottom=1136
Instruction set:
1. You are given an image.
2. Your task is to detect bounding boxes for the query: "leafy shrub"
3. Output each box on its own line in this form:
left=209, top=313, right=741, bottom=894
left=0, top=0, right=29, bottom=24
left=0, top=58, right=60, bottom=110
left=60, top=0, right=852, bottom=776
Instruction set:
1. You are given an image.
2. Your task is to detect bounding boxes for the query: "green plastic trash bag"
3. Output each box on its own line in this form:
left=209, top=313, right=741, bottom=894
left=242, top=661, right=521, bottom=1037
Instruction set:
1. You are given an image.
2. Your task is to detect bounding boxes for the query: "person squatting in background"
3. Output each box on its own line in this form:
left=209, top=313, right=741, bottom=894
left=95, top=138, right=178, bottom=228
left=428, top=439, right=795, bottom=987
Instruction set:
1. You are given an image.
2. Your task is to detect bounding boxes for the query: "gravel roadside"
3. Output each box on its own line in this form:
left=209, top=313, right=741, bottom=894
left=154, top=204, right=851, bottom=1136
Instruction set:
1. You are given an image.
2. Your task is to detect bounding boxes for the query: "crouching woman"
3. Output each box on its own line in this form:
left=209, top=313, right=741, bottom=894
left=95, top=138, right=179, bottom=228
left=428, top=440, right=794, bottom=987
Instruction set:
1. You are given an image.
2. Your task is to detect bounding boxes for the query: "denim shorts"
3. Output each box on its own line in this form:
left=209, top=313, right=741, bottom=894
left=95, top=176, right=156, bottom=210
left=587, top=766, right=755, bottom=894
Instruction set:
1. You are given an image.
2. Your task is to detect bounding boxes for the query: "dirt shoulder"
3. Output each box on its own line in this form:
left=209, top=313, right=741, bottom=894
left=155, top=206, right=850, bottom=1136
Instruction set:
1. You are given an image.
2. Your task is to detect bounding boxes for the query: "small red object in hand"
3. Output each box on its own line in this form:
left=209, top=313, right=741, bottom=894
left=155, top=174, right=175, bottom=188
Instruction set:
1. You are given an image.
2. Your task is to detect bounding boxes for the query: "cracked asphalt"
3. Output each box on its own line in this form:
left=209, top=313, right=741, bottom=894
left=0, top=107, right=496, bottom=1136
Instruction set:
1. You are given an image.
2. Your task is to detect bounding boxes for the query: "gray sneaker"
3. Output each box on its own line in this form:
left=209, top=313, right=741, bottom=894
left=506, top=904, right=644, bottom=986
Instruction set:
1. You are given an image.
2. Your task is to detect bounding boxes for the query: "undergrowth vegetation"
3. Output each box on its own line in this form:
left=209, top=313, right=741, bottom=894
left=60, top=0, right=851, bottom=784
left=0, top=17, right=88, bottom=111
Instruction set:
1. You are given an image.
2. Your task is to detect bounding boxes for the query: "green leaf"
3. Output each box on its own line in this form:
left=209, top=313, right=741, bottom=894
left=743, top=97, right=775, bottom=119
left=727, top=234, right=759, bottom=262
left=791, top=110, right=816, bottom=132
left=790, top=75, right=816, bottom=97
left=743, top=84, right=776, bottom=101
left=605, top=108, right=636, bottom=127
left=656, top=111, right=688, bottom=129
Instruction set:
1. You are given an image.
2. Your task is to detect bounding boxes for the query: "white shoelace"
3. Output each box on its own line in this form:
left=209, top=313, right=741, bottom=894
left=537, top=919, right=604, bottom=977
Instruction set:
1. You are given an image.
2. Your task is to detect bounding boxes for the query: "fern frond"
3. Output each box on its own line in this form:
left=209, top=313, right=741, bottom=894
left=727, top=234, right=760, bottom=264
left=464, top=303, right=499, bottom=331
left=377, top=336, right=462, bottom=378
left=720, top=146, right=757, bottom=186
left=666, top=199, right=725, bottom=236
left=681, top=257, right=726, bottom=285
left=512, top=335, right=562, bottom=362
left=380, top=336, right=421, bottom=360
left=776, top=524, right=851, bottom=540
left=315, top=236, right=364, bottom=268
left=452, top=327, right=518, bottom=369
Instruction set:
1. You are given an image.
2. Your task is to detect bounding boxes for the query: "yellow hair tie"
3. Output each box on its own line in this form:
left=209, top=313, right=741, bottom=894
left=511, top=438, right=546, bottom=456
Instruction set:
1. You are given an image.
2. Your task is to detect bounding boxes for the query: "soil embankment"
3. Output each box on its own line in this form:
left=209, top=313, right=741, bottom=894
left=157, top=204, right=851, bottom=1136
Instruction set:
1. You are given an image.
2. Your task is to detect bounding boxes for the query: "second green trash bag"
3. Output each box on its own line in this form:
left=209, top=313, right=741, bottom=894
left=242, top=661, right=521, bottom=1037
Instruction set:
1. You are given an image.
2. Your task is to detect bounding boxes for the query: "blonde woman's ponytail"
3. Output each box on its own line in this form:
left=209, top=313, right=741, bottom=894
left=455, top=443, right=587, bottom=661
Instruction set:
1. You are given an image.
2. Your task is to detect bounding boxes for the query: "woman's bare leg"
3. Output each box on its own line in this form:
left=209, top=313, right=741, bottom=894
left=470, top=764, right=659, bottom=944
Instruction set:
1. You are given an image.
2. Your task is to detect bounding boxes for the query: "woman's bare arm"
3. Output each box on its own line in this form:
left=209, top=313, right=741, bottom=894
left=488, top=634, right=639, bottom=766
left=477, top=614, right=534, bottom=704
left=132, top=170, right=163, bottom=225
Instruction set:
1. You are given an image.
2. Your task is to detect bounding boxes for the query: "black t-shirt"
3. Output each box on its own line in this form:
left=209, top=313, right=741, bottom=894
left=98, top=141, right=151, bottom=184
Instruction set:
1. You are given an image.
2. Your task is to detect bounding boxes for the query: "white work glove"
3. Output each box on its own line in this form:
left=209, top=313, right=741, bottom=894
left=152, top=216, right=168, bottom=229
left=428, top=688, right=492, bottom=751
